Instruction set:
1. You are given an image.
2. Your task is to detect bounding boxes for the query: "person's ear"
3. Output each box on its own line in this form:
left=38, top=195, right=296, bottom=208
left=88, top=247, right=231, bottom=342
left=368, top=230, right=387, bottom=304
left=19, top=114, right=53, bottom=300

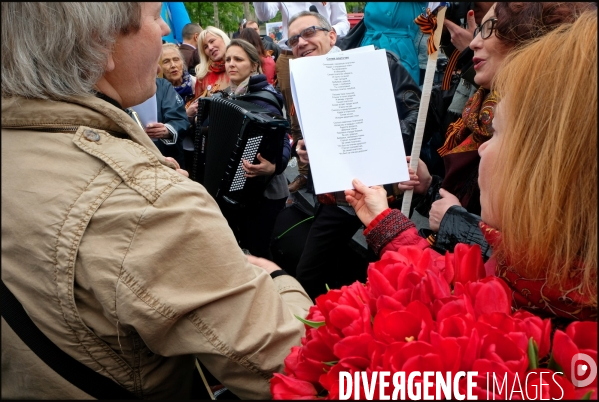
left=329, top=29, right=337, bottom=47
left=105, top=52, right=115, bottom=73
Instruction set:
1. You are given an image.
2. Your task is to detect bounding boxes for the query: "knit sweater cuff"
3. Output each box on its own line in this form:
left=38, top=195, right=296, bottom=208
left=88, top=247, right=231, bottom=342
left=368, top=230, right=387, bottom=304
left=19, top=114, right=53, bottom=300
left=365, top=209, right=415, bottom=255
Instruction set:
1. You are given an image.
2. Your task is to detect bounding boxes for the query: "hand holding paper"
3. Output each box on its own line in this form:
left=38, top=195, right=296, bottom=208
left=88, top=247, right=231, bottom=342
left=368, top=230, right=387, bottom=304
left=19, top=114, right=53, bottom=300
left=289, top=46, right=409, bottom=194
left=344, top=178, right=389, bottom=227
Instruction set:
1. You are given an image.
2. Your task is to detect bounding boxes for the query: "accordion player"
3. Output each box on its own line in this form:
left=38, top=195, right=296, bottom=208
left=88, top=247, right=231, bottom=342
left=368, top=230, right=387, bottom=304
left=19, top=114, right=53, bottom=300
left=191, top=91, right=290, bottom=207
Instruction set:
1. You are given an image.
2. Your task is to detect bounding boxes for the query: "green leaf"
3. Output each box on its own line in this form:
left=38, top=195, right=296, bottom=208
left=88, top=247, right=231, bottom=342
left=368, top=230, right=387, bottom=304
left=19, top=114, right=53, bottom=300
left=547, top=353, right=564, bottom=373
left=581, top=390, right=594, bottom=400
left=325, top=284, right=330, bottom=292
left=528, top=337, right=539, bottom=370
left=323, top=360, right=338, bottom=366
left=295, top=315, right=326, bottom=328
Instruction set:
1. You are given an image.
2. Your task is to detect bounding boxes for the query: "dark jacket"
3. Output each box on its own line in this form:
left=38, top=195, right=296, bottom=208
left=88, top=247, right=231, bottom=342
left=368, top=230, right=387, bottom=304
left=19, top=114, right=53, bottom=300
left=178, top=43, right=200, bottom=76
left=263, top=39, right=281, bottom=63
left=241, top=74, right=290, bottom=175
left=413, top=175, right=491, bottom=261
left=154, top=78, right=190, bottom=167
left=384, top=50, right=429, bottom=156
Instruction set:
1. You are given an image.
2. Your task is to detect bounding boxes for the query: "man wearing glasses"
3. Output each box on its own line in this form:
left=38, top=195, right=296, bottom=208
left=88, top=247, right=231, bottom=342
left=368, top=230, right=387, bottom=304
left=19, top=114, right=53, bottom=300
left=287, top=11, right=423, bottom=301
left=254, top=2, right=350, bottom=193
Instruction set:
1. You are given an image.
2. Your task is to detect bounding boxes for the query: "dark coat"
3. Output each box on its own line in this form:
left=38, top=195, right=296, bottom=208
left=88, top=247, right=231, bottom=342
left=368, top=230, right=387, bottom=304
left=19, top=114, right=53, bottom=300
left=154, top=78, right=189, bottom=167
left=178, top=43, right=200, bottom=76
left=246, top=75, right=290, bottom=174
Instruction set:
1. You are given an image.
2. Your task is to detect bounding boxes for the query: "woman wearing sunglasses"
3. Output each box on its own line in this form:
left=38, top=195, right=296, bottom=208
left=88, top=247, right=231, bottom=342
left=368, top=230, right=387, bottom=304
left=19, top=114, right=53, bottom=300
left=399, top=2, right=595, bottom=259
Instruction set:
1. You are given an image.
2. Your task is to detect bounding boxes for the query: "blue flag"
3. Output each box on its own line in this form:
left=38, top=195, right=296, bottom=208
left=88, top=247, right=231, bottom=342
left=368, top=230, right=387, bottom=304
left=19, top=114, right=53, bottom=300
left=161, top=2, right=191, bottom=44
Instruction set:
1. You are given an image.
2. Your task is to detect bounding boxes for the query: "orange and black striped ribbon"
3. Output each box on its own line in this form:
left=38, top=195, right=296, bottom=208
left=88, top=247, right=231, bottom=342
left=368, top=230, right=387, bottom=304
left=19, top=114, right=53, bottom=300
left=437, top=117, right=464, bottom=157
left=414, top=8, right=438, bottom=55
left=426, top=234, right=437, bottom=246
left=442, top=48, right=460, bottom=90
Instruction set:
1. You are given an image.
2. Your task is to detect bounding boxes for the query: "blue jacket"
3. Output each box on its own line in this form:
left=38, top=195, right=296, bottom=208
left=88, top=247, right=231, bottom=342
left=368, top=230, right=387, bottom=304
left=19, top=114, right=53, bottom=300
left=360, top=2, right=426, bottom=84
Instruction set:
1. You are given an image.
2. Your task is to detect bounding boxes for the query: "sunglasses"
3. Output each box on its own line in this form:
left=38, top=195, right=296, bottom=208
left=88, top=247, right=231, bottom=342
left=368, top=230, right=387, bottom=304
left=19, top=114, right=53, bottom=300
left=285, top=25, right=330, bottom=48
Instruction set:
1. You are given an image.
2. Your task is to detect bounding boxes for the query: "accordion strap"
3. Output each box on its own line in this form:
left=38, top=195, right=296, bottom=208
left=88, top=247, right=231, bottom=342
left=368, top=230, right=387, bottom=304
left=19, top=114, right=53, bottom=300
left=233, top=90, right=284, bottom=113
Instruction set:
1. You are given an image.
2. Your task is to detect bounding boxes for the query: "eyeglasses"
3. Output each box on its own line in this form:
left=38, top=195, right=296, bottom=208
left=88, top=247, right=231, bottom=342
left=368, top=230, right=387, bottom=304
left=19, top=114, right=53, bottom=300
left=473, top=18, right=498, bottom=40
left=285, top=26, right=330, bottom=47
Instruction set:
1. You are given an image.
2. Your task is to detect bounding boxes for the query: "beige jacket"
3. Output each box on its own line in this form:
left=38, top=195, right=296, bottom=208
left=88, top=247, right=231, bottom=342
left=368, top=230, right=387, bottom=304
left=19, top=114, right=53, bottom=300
left=1, top=95, right=312, bottom=399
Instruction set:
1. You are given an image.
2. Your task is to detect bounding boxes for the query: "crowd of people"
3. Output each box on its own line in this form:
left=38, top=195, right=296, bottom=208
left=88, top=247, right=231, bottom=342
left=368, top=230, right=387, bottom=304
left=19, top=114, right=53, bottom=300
left=1, top=1, right=596, bottom=400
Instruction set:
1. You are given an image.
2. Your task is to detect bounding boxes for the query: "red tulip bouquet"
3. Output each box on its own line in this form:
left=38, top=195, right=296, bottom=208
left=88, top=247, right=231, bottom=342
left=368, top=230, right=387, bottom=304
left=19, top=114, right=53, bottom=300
left=271, top=244, right=598, bottom=400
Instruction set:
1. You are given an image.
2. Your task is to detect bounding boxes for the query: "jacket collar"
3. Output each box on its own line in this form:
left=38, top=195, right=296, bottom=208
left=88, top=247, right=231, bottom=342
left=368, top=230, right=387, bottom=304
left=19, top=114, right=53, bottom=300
left=1, top=95, right=163, bottom=160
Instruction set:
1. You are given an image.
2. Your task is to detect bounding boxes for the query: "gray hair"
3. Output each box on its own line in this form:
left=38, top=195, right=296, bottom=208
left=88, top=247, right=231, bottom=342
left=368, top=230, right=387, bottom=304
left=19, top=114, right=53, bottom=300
left=227, top=39, right=263, bottom=74
left=162, top=43, right=188, bottom=71
left=288, top=11, right=332, bottom=32
left=1, top=2, right=142, bottom=101
left=182, top=23, right=202, bottom=40
left=195, top=26, right=231, bottom=80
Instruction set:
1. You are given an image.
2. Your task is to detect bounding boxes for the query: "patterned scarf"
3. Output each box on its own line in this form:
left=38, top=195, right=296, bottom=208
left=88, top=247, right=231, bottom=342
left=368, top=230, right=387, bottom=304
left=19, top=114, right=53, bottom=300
left=228, top=72, right=259, bottom=96
left=172, top=70, right=194, bottom=101
left=479, top=222, right=596, bottom=321
left=209, top=59, right=226, bottom=74
left=438, top=87, right=498, bottom=156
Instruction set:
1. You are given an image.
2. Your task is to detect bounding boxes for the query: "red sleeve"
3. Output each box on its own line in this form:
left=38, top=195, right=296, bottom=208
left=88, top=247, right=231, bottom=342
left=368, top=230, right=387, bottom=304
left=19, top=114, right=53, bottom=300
left=364, top=209, right=430, bottom=255
left=262, top=56, right=276, bottom=85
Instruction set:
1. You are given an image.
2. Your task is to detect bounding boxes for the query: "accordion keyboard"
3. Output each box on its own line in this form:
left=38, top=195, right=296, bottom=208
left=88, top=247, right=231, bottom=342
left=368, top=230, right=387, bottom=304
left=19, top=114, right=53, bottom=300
left=229, top=135, right=263, bottom=192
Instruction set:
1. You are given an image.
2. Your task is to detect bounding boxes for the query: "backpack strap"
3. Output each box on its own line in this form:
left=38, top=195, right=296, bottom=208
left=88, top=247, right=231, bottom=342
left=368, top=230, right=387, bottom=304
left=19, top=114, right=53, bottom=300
left=1, top=279, right=138, bottom=399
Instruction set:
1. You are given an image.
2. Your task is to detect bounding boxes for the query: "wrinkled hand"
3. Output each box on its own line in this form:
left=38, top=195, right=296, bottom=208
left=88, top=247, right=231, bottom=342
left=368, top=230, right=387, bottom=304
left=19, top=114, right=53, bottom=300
left=444, top=10, right=476, bottom=52
left=344, top=178, right=389, bottom=227
left=186, top=100, right=198, bottom=119
left=397, top=156, right=432, bottom=194
left=145, top=122, right=171, bottom=139
left=296, top=139, right=309, bottom=164
left=247, top=255, right=282, bottom=274
left=429, top=188, right=461, bottom=232
left=242, top=153, right=275, bottom=178
left=164, top=157, right=189, bottom=178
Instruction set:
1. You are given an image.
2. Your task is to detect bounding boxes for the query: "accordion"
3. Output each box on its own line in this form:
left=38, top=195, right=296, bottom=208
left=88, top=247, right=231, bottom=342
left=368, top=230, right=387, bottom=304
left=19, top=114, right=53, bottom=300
left=191, top=94, right=289, bottom=207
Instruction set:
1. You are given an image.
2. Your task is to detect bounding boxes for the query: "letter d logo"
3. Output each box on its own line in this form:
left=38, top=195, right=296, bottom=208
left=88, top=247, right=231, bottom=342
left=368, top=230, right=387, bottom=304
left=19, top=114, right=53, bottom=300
left=571, top=353, right=597, bottom=388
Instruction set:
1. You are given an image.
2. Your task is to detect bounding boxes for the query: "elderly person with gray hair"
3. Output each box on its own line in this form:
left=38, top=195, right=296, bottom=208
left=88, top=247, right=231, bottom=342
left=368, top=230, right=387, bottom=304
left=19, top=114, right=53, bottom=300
left=1, top=2, right=311, bottom=400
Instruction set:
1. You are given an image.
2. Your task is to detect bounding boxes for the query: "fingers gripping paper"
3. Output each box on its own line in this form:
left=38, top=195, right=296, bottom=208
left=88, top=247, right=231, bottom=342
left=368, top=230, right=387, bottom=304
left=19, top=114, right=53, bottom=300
left=289, top=47, right=409, bottom=194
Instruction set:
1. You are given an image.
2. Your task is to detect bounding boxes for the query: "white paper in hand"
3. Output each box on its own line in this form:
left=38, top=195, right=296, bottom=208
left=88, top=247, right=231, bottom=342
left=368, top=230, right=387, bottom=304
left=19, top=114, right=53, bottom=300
left=130, top=94, right=158, bottom=128
left=289, top=48, right=409, bottom=194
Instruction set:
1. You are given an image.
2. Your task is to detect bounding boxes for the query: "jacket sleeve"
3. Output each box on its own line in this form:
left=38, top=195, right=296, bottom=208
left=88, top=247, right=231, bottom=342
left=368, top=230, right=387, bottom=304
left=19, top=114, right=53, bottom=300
left=435, top=205, right=492, bottom=261
left=113, top=177, right=312, bottom=399
left=413, top=174, right=443, bottom=218
left=364, top=208, right=431, bottom=256
left=253, top=2, right=280, bottom=21
left=386, top=51, right=421, bottom=155
left=329, top=2, right=350, bottom=37
left=157, top=80, right=190, bottom=145
left=275, top=134, right=291, bottom=175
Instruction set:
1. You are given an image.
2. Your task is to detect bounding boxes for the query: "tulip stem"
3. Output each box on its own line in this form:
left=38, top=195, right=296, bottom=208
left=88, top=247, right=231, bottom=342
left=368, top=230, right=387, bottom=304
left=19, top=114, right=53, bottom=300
left=527, top=337, right=539, bottom=370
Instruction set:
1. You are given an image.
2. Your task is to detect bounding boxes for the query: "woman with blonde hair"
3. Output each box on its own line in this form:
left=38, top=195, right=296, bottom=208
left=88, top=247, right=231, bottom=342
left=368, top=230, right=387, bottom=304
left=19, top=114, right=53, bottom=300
left=194, top=26, right=231, bottom=97
left=344, top=10, right=597, bottom=319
